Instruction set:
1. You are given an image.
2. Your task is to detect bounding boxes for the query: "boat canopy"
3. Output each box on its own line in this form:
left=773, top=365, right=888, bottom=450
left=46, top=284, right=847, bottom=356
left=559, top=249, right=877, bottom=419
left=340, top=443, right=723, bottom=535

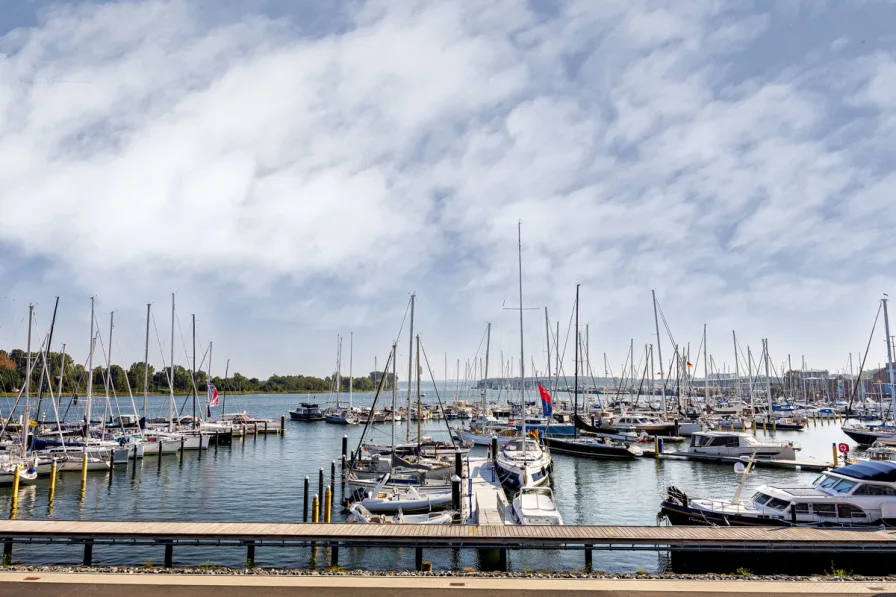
left=831, top=460, right=896, bottom=482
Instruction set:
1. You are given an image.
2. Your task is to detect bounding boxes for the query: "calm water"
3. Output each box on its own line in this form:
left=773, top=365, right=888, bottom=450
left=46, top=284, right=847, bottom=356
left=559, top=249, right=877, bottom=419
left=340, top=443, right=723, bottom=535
left=0, top=392, right=856, bottom=572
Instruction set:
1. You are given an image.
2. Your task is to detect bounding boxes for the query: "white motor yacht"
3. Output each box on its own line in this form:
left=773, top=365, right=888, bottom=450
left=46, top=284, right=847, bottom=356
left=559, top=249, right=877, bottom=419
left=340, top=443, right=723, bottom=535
left=683, top=431, right=799, bottom=460
left=511, top=485, right=563, bottom=525
left=495, top=437, right=552, bottom=489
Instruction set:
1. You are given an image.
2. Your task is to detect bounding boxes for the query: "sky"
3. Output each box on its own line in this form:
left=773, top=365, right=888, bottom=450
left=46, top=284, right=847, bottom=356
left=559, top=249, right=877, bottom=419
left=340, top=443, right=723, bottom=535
left=0, top=0, right=895, bottom=382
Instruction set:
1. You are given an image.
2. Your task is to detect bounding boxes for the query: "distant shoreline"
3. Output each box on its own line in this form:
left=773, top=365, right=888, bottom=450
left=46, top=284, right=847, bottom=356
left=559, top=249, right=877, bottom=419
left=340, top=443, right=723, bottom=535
left=0, top=389, right=395, bottom=398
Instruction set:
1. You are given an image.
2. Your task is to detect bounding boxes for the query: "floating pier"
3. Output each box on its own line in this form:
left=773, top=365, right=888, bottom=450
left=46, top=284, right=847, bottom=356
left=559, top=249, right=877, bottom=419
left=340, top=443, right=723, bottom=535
left=467, top=456, right=508, bottom=525
left=638, top=449, right=833, bottom=472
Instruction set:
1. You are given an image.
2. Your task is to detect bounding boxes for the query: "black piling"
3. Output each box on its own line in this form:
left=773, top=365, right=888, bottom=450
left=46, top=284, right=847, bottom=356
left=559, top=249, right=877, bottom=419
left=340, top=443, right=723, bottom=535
left=331, top=460, right=337, bottom=501
left=673, top=419, right=680, bottom=437
left=215, top=431, right=220, bottom=453
left=330, top=542, right=339, bottom=567
left=280, top=415, right=285, bottom=435
left=246, top=541, right=255, bottom=567
left=163, top=543, right=173, bottom=568
left=451, top=475, right=461, bottom=522
left=303, top=476, right=310, bottom=522
left=584, top=545, right=593, bottom=571
left=454, top=451, right=463, bottom=478
left=490, top=437, right=498, bottom=462
left=318, top=468, right=325, bottom=520
left=415, top=547, right=423, bottom=571
left=83, top=540, right=93, bottom=566
left=341, top=436, right=348, bottom=464
left=2, top=540, right=11, bottom=563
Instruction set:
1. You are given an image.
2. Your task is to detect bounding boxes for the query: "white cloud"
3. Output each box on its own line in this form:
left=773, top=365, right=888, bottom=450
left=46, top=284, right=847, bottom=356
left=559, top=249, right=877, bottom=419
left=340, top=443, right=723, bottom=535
left=0, top=0, right=894, bottom=376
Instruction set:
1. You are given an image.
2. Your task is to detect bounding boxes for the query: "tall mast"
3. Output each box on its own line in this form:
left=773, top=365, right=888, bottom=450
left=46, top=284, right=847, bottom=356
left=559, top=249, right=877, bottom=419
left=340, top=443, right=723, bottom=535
left=58, top=343, right=67, bottom=402
left=192, top=314, right=197, bottom=428
left=732, top=331, right=740, bottom=405
left=544, top=308, right=551, bottom=381
left=85, top=298, right=95, bottom=444
left=207, top=341, right=213, bottom=419
left=555, top=322, right=559, bottom=394
left=406, top=294, right=415, bottom=442
left=102, top=311, right=114, bottom=442
left=143, top=304, right=151, bottom=421
left=22, top=304, right=33, bottom=453
left=649, top=344, right=655, bottom=406
left=882, top=296, right=896, bottom=422
left=574, top=284, right=580, bottom=439
left=747, top=345, right=754, bottom=405
left=349, top=332, right=353, bottom=411
left=703, top=324, right=709, bottom=406
left=416, top=334, right=421, bottom=448
left=335, top=335, right=341, bottom=409
left=652, top=289, right=666, bottom=408
left=391, top=343, right=397, bottom=449
left=517, top=223, right=526, bottom=451
left=483, top=322, right=491, bottom=410
left=763, top=339, right=772, bottom=422
left=168, top=293, right=175, bottom=433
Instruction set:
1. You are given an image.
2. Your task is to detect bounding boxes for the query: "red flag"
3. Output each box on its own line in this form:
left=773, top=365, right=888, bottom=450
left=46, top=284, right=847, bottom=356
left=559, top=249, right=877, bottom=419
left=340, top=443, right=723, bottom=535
left=208, top=384, right=219, bottom=407
left=537, top=384, right=552, bottom=404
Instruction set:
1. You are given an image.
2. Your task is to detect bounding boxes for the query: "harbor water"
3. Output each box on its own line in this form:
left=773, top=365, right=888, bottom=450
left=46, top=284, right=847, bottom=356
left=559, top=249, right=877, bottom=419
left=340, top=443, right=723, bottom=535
left=0, top=391, right=855, bottom=573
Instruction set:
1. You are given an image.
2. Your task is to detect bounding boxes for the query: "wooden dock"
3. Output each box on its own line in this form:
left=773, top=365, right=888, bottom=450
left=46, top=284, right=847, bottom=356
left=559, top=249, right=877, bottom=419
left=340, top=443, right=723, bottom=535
left=467, top=456, right=508, bottom=525
left=1, top=520, right=895, bottom=572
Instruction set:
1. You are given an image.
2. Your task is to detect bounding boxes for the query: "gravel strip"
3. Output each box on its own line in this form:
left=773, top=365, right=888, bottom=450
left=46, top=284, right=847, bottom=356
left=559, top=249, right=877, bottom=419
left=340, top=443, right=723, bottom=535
left=0, top=565, right=893, bottom=582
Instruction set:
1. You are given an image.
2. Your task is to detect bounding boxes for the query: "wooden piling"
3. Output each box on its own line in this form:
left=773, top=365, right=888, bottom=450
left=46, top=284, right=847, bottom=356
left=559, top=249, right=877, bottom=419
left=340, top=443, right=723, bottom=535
left=832, top=443, right=838, bottom=467
left=325, top=486, right=332, bottom=523
left=303, top=476, right=310, bottom=522
left=280, top=415, right=285, bottom=435
left=653, top=436, right=659, bottom=459
left=312, top=496, right=319, bottom=523
left=49, top=459, right=57, bottom=500
left=10, top=467, right=19, bottom=511
left=81, top=453, right=88, bottom=488
left=318, top=468, right=325, bottom=520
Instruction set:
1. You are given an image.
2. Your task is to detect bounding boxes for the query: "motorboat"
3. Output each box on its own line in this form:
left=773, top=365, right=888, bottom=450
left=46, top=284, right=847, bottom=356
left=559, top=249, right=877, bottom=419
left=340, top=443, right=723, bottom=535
left=346, top=474, right=453, bottom=514
left=325, top=408, right=358, bottom=425
left=346, top=504, right=454, bottom=524
left=495, top=437, right=552, bottom=489
left=682, top=431, right=799, bottom=460
left=661, top=460, right=896, bottom=527
left=842, top=424, right=896, bottom=446
left=611, top=415, right=675, bottom=436
left=289, top=403, right=325, bottom=422
left=542, top=435, right=642, bottom=459
left=511, top=485, right=563, bottom=525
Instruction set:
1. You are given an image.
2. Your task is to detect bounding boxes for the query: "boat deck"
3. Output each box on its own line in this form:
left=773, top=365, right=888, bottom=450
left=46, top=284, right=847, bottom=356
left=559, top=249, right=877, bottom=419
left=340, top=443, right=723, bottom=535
left=639, top=450, right=832, bottom=472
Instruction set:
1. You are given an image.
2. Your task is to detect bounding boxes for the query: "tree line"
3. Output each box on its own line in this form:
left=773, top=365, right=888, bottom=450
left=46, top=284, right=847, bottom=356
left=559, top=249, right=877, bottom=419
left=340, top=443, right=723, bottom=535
left=0, top=349, right=396, bottom=396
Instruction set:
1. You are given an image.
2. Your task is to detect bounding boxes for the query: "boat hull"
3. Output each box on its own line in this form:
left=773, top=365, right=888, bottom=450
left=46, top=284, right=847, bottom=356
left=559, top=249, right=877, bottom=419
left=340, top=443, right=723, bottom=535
left=543, top=437, right=638, bottom=459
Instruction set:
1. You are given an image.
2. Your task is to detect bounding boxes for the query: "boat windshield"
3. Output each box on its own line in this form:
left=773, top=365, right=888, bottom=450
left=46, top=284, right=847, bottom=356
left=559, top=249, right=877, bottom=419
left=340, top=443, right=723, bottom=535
left=817, top=475, right=839, bottom=490
left=829, top=478, right=858, bottom=495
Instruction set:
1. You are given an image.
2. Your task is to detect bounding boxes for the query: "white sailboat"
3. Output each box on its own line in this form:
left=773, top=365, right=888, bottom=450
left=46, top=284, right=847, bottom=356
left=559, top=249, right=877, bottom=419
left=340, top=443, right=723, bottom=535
left=495, top=223, right=553, bottom=489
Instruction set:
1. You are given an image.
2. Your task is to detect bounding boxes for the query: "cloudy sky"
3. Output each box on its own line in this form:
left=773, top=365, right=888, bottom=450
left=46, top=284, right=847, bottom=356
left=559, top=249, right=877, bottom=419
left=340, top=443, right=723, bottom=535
left=0, top=0, right=894, bottom=382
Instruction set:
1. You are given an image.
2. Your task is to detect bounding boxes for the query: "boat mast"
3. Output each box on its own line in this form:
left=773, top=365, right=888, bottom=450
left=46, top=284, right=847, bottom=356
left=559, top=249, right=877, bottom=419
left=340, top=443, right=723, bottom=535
left=192, top=314, right=197, bottom=428
left=143, top=304, right=151, bottom=421
left=85, top=298, right=95, bottom=445
left=207, top=341, right=213, bottom=419
left=732, top=331, right=740, bottom=406
left=336, top=335, right=341, bottom=410
left=58, top=343, right=67, bottom=402
left=763, top=338, right=772, bottom=422
left=516, top=223, right=526, bottom=453
left=652, top=290, right=666, bottom=415
left=406, top=294, right=415, bottom=442
left=391, top=343, right=397, bottom=449
left=574, top=284, right=580, bottom=439
left=168, top=293, right=175, bottom=433
left=703, top=324, right=709, bottom=407
left=544, top=308, right=551, bottom=383
left=22, top=304, right=33, bottom=453
left=102, top=311, right=113, bottom=442
left=416, top=334, right=421, bottom=448
left=483, top=322, right=491, bottom=411
left=349, top=332, right=353, bottom=412
left=882, top=296, right=896, bottom=423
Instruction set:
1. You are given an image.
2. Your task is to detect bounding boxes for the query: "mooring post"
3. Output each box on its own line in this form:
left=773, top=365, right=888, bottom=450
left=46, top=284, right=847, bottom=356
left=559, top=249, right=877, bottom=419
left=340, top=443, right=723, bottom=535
left=331, top=460, right=336, bottom=497
left=312, top=496, right=319, bottom=523
left=215, top=431, right=220, bottom=453
left=415, top=547, right=423, bottom=571
left=180, top=437, right=185, bottom=463
left=280, top=415, right=285, bottom=435
left=673, top=419, right=679, bottom=437
left=83, top=540, right=93, bottom=566
left=325, top=486, right=332, bottom=523
left=491, top=437, right=498, bottom=463
left=318, top=468, right=325, bottom=520
left=10, top=467, right=20, bottom=512
left=303, top=476, right=310, bottom=522
left=3, top=539, right=12, bottom=564
left=330, top=542, right=339, bottom=567
left=451, top=475, right=462, bottom=522
left=81, top=453, right=89, bottom=488
left=254, top=423, right=259, bottom=438
left=246, top=541, right=255, bottom=567
left=164, top=542, right=173, bottom=568
left=264, top=421, right=268, bottom=435
left=832, top=443, right=838, bottom=467
left=455, top=451, right=463, bottom=478
left=584, top=545, right=593, bottom=571
left=49, top=459, right=58, bottom=500
left=342, top=435, right=348, bottom=462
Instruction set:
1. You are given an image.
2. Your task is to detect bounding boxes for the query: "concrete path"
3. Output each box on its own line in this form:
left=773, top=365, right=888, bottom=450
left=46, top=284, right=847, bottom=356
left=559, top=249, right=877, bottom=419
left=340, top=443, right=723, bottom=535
left=0, top=573, right=892, bottom=597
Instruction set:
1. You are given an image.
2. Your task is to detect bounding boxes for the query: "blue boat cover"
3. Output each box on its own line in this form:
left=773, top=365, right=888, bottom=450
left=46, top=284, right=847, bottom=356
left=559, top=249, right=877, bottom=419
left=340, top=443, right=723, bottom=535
left=832, top=460, right=896, bottom=482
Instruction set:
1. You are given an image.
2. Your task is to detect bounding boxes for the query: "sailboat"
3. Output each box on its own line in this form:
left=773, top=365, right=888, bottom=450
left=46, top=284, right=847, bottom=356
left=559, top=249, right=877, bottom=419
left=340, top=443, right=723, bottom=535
left=325, top=335, right=357, bottom=425
left=542, top=286, right=643, bottom=459
left=495, top=224, right=553, bottom=489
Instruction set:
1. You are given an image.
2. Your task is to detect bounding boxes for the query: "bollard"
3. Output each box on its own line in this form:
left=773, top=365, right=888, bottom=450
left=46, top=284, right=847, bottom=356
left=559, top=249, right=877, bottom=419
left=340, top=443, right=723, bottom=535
left=673, top=419, right=679, bottom=437
left=312, top=496, right=319, bottom=523
left=325, top=486, right=332, bottom=523
left=455, top=451, right=463, bottom=478
left=341, top=436, right=348, bottom=464
left=451, top=474, right=461, bottom=522
left=280, top=415, right=285, bottom=435
left=658, top=437, right=664, bottom=455
left=653, top=436, right=659, bottom=458
left=491, top=437, right=498, bottom=462
left=81, top=453, right=88, bottom=487
left=341, top=455, right=346, bottom=494
left=318, top=468, right=325, bottom=520
left=303, top=476, right=310, bottom=522
left=49, top=459, right=57, bottom=499
left=11, top=467, right=20, bottom=511
left=180, top=437, right=185, bottom=463
left=331, top=461, right=336, bottom=496
left=832, top=443, right=838, bottom=466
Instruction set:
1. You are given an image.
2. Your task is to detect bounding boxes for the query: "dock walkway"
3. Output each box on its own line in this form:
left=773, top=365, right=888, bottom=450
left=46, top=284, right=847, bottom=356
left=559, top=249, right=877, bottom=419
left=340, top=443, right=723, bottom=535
left=467, top=456, right=507, bottom=525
